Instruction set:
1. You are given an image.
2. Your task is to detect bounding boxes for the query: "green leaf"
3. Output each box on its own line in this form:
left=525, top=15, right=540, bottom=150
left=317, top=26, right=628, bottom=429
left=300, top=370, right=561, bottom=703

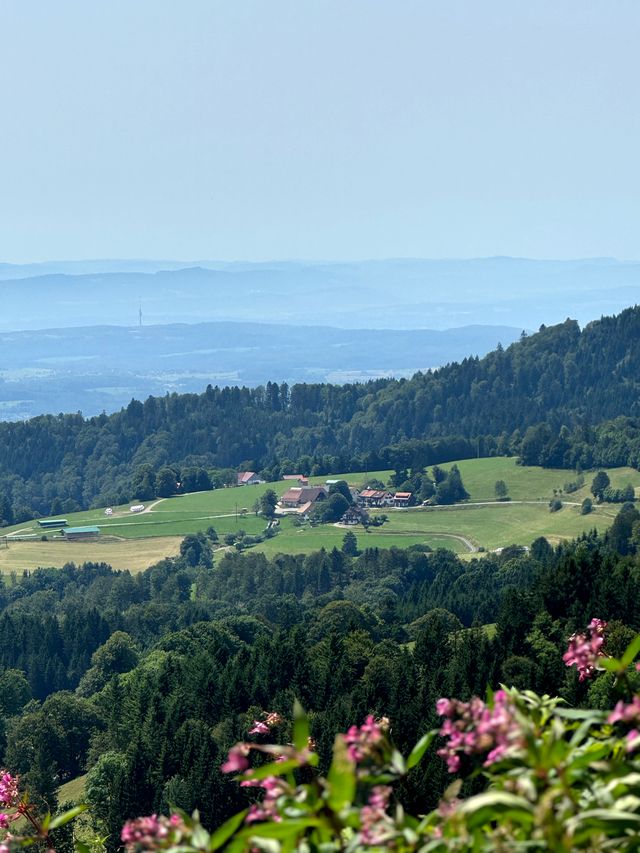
left=326, top=734, right=356, bottom=811
left=75, top=842, right=92, bottom=853
left=406, top=730, right=437, bottom=770
left=598, top=657, right=623, bottom=673
left=240, top=819, right=320, bottom=840
left=190, top=825, right=211, bottom=848
left=390, top=749, right=406, bottom=775
left=48, top=805, right=88, bottom=830
left=458, top=791, right=533, bottom=831
left=570, top=808, right=640, bottom=833
left=621, top=634, right=640, bottom=667
left=292, top=700, right=309, bottom=752
left=566, top=742, right=611, bottom=769
left=209, top=809, right=249, bottom=851
left=553, top=707, right=605, bottom=722
left=242, top=759, right=301, bottom=781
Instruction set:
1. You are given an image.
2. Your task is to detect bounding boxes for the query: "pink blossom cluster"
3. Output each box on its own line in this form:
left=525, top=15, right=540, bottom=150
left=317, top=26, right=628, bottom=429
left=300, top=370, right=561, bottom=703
left=436, top=690, right=521, bottom=773
left=121, top=814, right=184, bottom=852
left=359, top=785, right=394, bottom=845
left=0, top=774, right=18, bottom=809
left=241, top=776, right=287, bottom=824
left=248, top=711, right=283, bottom=735
left=221, top=743, right=251, bottom=774
left=609, top=696, right=640, bottom=752
left=563, top=618, right=607, bottom=681
left=344, top=715, right=389, bottom=763
left=609, top=695, right=640, bottom=725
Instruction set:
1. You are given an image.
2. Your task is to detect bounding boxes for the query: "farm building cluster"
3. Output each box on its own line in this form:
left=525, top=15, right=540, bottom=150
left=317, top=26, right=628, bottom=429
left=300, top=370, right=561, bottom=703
left=274, top=480, right=415, bottom=525
left=235, top=471, right=416, bottom=524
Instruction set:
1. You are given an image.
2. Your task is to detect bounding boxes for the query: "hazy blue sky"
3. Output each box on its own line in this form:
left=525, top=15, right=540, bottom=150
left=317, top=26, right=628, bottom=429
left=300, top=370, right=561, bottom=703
left=1, top=1, right=639, bottom=262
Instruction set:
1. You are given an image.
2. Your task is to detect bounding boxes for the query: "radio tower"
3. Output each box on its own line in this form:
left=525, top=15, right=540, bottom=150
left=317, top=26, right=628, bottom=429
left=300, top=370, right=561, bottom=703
left=139, top=304, right=143, bottom=327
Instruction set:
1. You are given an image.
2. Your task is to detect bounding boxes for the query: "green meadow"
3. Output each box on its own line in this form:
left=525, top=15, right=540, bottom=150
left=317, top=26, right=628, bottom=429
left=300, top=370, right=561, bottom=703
left=0, top=458, right=637, bottom=570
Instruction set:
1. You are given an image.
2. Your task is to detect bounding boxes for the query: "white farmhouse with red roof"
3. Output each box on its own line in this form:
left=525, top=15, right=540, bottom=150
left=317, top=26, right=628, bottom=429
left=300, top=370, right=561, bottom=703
left=237, top=471, right=263, bottom=486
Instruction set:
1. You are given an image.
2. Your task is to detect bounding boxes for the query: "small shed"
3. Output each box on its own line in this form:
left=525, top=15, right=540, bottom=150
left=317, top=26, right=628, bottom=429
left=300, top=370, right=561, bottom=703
left=62, top=526, right=100, bottom=540
left=38, top=518, right=68, bottom=528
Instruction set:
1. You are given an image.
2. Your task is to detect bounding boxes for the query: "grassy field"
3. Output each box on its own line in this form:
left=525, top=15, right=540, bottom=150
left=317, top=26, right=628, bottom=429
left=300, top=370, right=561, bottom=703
left=0, top=536, right=184, bottom=575
left=0, top=458, right=637, bottom=571
left=58, top=774, right=87, bottom=805
left=437, top=457, right=640, bottom=503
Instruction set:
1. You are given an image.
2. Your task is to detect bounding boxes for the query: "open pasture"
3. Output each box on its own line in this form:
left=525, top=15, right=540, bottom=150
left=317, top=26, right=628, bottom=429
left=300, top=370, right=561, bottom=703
left=0, top=458, right=636, bottom=571
left=0, top=536, right=183, bottom=575
left=436, top=457, right=639, bottom=503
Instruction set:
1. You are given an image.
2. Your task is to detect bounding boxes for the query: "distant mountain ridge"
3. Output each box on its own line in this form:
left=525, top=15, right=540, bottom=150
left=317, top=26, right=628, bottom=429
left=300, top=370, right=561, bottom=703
left=0, top=257, right=637, bottom=331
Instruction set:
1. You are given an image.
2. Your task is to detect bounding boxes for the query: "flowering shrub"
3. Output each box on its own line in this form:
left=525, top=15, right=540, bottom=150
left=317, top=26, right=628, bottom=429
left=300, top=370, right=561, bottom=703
left=3, top=620, right=640, bottom=851
left=562, top=617, right=608, bottom=680
left=0, top=770, right=85, bottom=853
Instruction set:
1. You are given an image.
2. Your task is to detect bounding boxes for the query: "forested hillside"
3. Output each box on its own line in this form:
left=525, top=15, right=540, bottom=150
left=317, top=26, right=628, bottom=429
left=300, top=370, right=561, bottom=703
left=1, top=502, right=639, bottom=848
left=0, top=306, right=639, bottom=520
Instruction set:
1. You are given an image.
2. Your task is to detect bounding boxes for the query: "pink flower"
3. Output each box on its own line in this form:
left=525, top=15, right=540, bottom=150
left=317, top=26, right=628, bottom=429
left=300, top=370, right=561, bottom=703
left=636, top=663, right=640, bottom=672
left=436, top=698, right=454, bottom=717
left=221, top=743, right=251, bottom=774
left=344, top=715, right=386, bottom=763
left=359, top=786, right=394, bottom=845
left=242, top=776, right=286, bottom=825
left=120, top=814, right=184, bottom=851
left=563, top=619, right=607, bottom=681
left=627, top=730, right=640, bottom=753
left=0, top=814, right=9, bottom=829
left=248, top=711, right=282, bottom=736
left=0, top=774, right=18, bottom=808
left=436, top=691, right=522, bottom=773
left=609, top=697, right=640, bottom=725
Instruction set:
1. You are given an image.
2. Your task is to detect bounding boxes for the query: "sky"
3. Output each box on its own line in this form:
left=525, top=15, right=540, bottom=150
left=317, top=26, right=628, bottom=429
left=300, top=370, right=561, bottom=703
left=0, top=1, right=639, bottom=263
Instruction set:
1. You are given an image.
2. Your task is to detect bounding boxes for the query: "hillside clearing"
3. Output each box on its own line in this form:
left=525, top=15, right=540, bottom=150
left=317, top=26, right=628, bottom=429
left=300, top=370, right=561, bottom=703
left=0, top=458, right=636, bottom=570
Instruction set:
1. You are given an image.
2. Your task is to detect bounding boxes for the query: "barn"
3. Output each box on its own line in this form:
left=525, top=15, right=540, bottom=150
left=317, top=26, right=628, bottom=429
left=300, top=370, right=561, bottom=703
left=62, top=526, right=101, bottom=540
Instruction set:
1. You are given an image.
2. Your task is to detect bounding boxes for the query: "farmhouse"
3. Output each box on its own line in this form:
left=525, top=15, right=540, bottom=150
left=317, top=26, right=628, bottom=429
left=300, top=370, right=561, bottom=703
left=358, top=489, right=394, bottom=508
left=62, top=526, right=100, bottom=540
left=237, top=471, right=262, bottom=486
left=278, top=486, right=328, bottom=513
left=393, top=492, right=413, bottom=507
left=282, top=474, right=309, bottom=486
left=340, top=505, right=370, bottom=526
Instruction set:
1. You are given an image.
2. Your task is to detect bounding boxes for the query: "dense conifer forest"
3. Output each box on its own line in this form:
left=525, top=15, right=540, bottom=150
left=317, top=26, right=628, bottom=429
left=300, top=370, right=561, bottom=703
left=0, top=306, right=639, bottom=522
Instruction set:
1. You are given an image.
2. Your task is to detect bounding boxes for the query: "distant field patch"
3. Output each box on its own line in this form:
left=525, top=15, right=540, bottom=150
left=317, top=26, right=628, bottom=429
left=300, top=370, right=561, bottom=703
left=437, top=457, right=639, bottom=503
left=0, top=536, right=183, bottom=574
